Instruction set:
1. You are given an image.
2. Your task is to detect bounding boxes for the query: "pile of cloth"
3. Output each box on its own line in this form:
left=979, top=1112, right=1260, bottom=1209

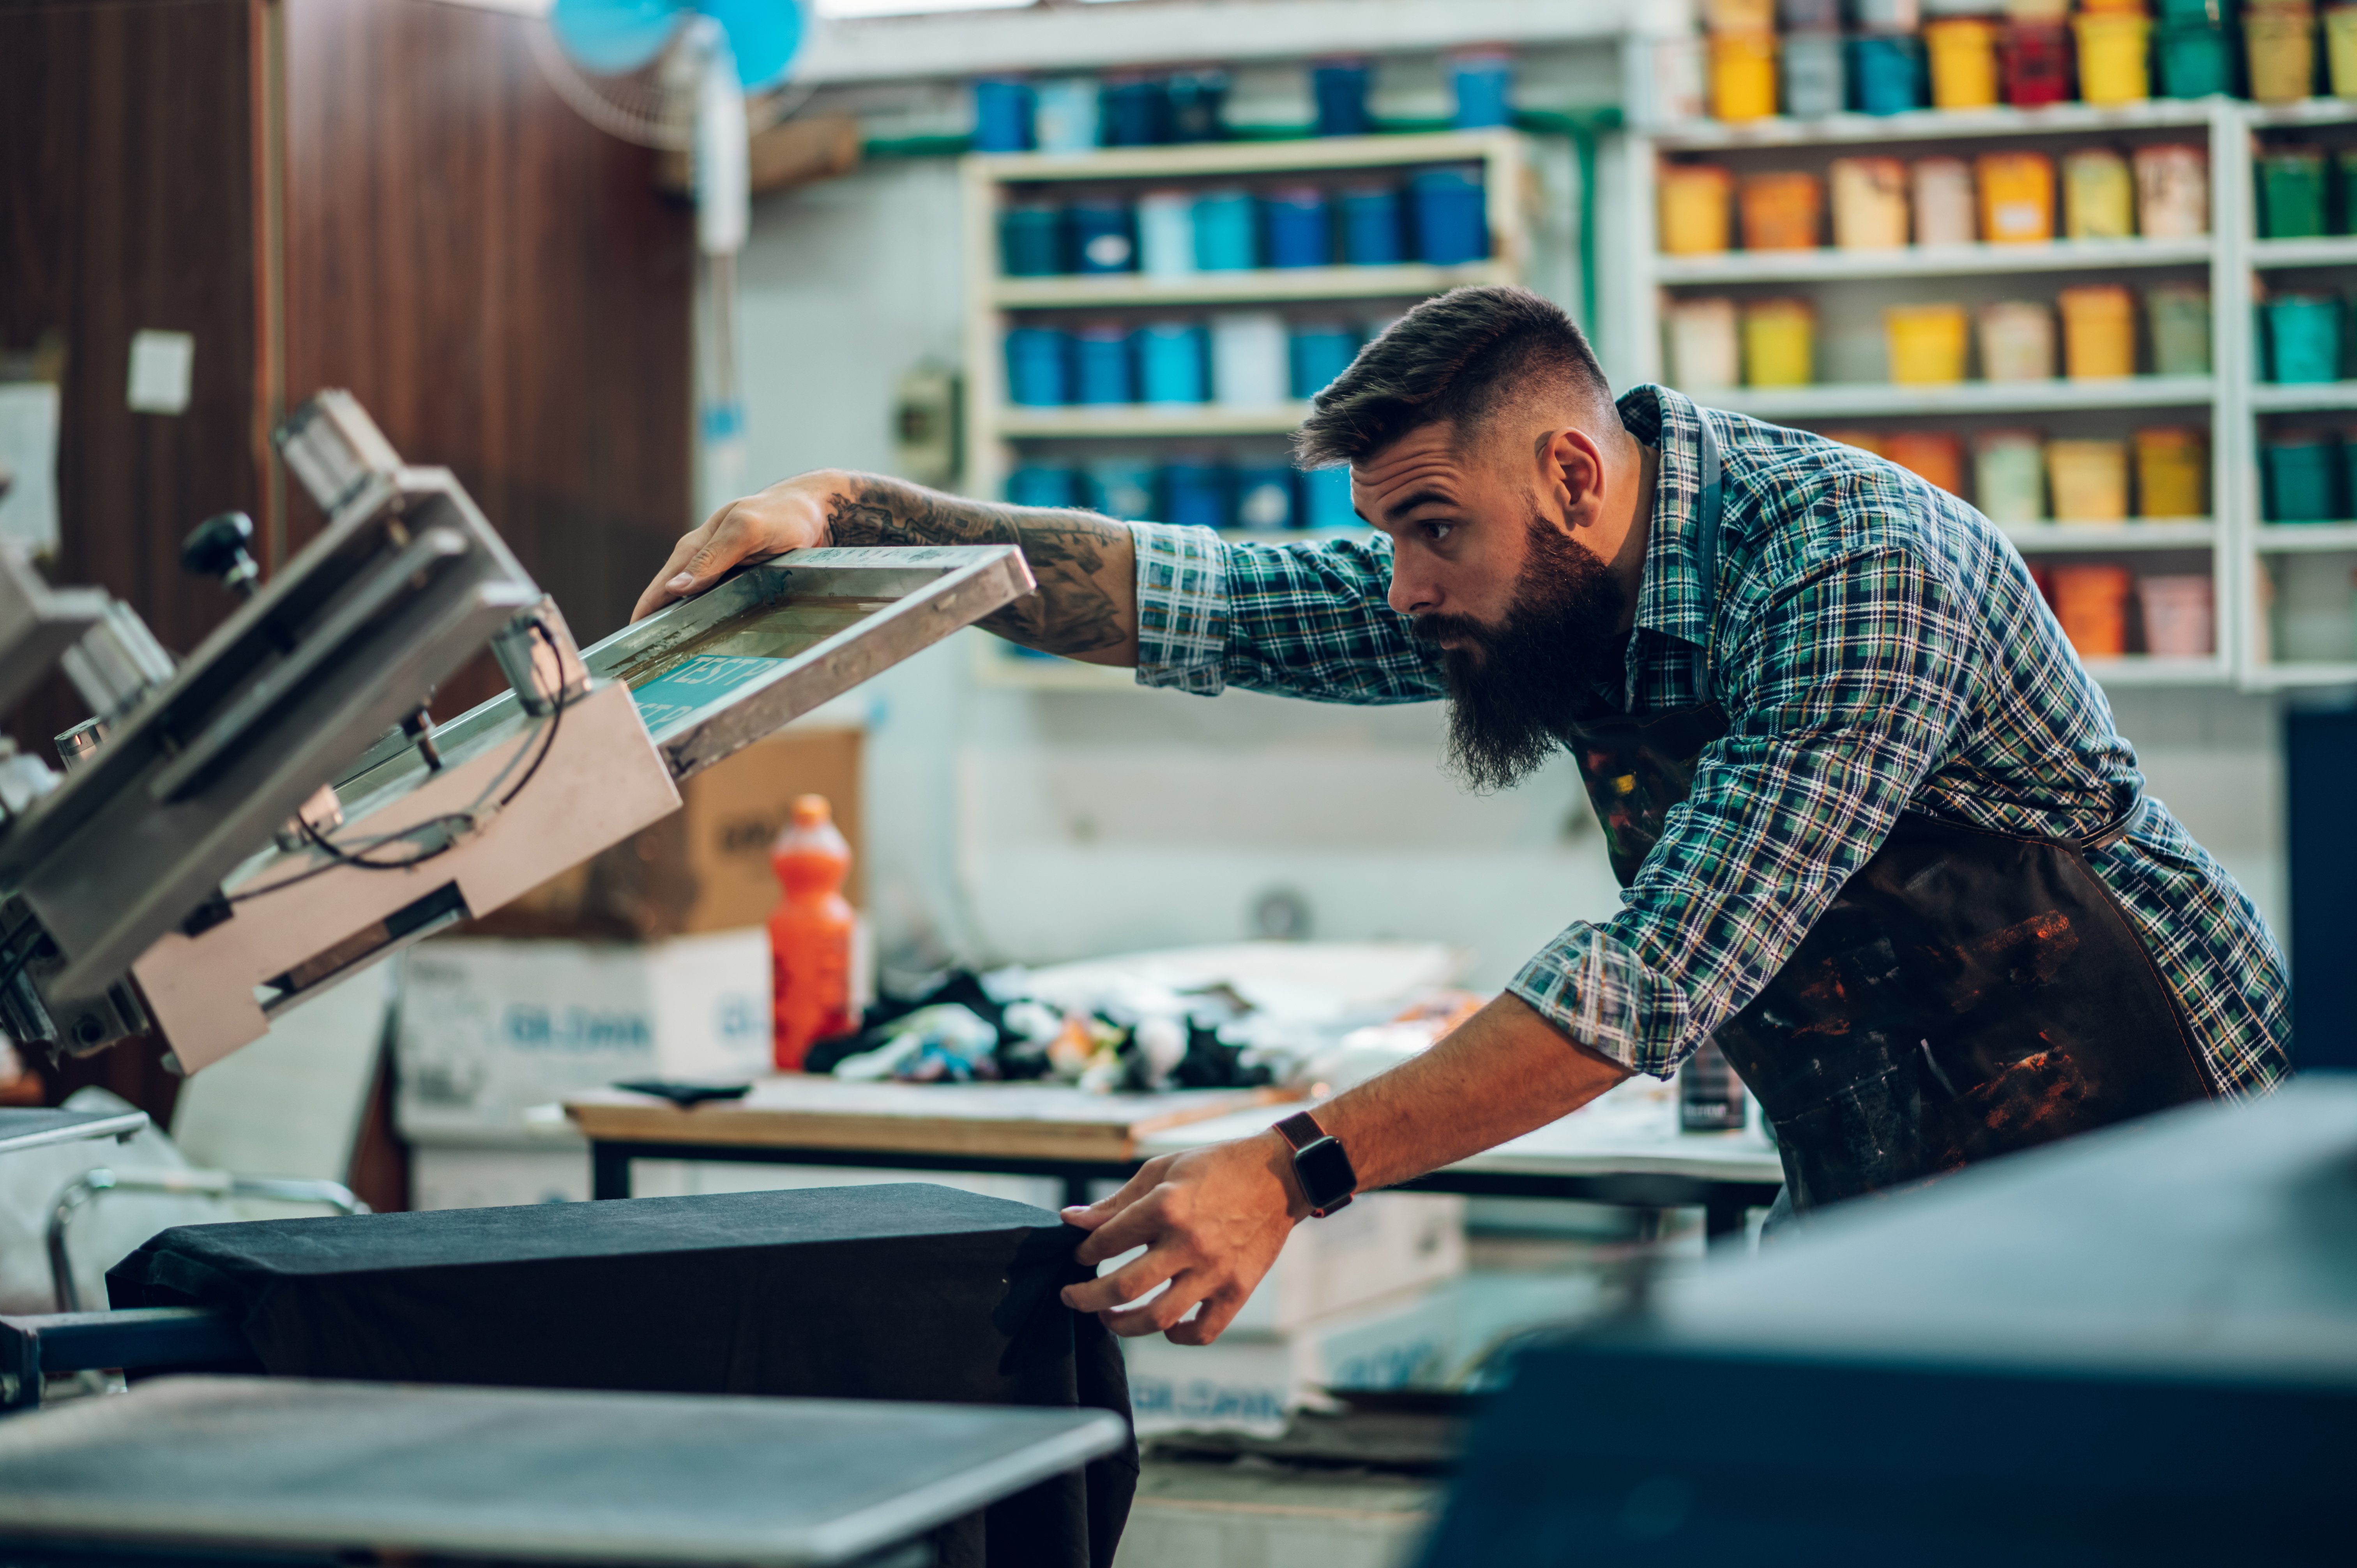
left=804, top=943, right=1485, bottom=1095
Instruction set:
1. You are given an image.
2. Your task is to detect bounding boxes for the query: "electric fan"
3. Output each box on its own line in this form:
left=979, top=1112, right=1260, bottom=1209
left=534, top=0, right=807, bottom=505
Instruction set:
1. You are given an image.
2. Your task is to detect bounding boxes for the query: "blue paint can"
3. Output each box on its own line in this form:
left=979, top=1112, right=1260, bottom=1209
left=1069, top=201, right=1136, bottom=274
left=1233, top=466, right=1299, bottom=530
left=1300, top=465, right=1359, bottom=530
left=999, top=205, right=1064, bottom=277
left=1451, top=52, right=1514, bottom=129
left=1340, top=187, right=1405, bottom=265
left=1007, top=465, right=1078, bottom=508
left=1162, top=463, right=1230, bottom=530
left=2262, top=434, right=2343, bottom=521
left=1004, top=328, right=1069, bottom=406
left=1411, top=168, right=1488, bottom=265
left=1165, top=71, right=1228, bottom=142
left=1032, top=77, right=1101, bottom=154
left=1071, top=325, right=1136, bottom=405
left=1136, top=323, right=1210, bottom=403
left=1137, top=191, right=1196, bottom=277
left=1848, top=35, right=1926, bottom=115
left=1288, top=326, right=1360, bottom=399
left=1101, top=76, right=1168, bottom=146
left=1312, top=60, right=1373, bottom=137
left=1087, top=459, right=1158, bottom=521
left=972, top=78, right=1034, bottom=153
left=1193, top=190, right=1259, bottom=270
left=2266, top=295, right=2345, bottom=384
left=1263, top=188, right=1333, bottom=269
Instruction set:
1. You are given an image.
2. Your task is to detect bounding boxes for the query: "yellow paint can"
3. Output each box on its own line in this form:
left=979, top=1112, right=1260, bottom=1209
left=1885, top=302, right=1971, bottom=385
left=2133, top=426, right=2210, bottom=519
left=1926, top=18, right=2001, bottom=109
left=2059, top=285, right=2137, bottom=380
left=1659, top=164, right=1734, bottom=256
left=1742, top=298, right=1817, bottom=387
left=2073, top=13, right=2153, bottom=104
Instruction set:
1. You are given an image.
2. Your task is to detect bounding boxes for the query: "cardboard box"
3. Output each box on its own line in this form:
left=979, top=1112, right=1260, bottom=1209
left=394, top=932, right=772, bottom=1139
left=468, top=725, right=862, bottom=940
left=1224, top=1192, right=1465, bottom=1335
left=1123, top=1271, right=1606, bottom=1436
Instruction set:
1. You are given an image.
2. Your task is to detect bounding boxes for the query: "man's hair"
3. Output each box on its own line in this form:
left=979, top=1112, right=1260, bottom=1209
left=1294, top=285, right=1615, bottom=469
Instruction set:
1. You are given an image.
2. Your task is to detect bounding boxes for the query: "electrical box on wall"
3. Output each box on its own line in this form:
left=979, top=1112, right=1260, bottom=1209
left=893, top=362, right=960, bottom=490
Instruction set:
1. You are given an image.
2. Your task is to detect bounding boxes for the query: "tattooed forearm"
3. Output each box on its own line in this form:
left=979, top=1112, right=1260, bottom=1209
left=823, top=476, right=1138, bottom=664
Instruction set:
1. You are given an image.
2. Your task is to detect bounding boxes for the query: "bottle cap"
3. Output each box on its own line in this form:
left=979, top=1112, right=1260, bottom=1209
left=791, top=794, right=832, bottom=828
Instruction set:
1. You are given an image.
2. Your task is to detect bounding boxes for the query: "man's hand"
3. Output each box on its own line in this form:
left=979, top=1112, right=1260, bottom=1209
left=631, top=471, right=848, bottom=622
left=1058, top=1132, right=1308, bottom=1344
left=1056, top=995, right=1633, bottom=1346
left=627, top=468, right=1141, bottom=663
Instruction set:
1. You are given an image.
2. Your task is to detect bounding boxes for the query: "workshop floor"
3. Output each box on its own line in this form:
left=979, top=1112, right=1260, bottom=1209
left=1113, top=1455, right=1439, bottom=1568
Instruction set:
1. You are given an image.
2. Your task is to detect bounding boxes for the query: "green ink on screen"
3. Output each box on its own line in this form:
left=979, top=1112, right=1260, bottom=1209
left=629, top=655, right=791, bottom=735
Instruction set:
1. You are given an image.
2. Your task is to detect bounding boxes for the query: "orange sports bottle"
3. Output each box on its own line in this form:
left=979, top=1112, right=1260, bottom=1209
left=767, top=794, right=854, bottom=1070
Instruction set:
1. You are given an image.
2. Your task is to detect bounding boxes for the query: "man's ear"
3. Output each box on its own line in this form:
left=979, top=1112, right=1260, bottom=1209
left=1542, top=427, right=1609, bottom=530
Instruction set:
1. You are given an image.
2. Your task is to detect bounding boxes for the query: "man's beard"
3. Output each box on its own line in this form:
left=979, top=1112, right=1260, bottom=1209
left=1414, top=514, right=1628, bottom=793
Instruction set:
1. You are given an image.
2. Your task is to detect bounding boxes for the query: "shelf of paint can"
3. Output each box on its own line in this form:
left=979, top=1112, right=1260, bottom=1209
left=2079, top=655, right=2231, bottom=687
left=2251, top=381, right=2357, bottom=413
left=1649, top=100, right=2218, bottom=154
left=1709, top=375, right=2216, bottom=420
left=2250, top=237, right=2357, bottom=270
left=998, top=402, right=1315, bottom=438
left=993, top=261, right=1513, bottom=309
left=2246, top=660, right=2357, bottom=689
left=1654, top=237, right=2214, bottom=286
left=2254, top=523, right=2357, bottom=551
left=972, top=130, right=1521, bottom=184
left=2241, top=99, right=2357, bottom=131
left=2001, top=520, right=2216, bottom=552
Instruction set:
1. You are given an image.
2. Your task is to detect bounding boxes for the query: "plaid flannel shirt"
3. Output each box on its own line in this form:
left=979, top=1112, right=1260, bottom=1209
left=1129, top=384, right=2290, bottom=1095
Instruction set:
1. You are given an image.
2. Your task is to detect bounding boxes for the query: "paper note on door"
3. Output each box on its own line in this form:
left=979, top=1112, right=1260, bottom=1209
left=0, top=382, right=60, bottom=554
left=629, top=655, right=790, bottom=736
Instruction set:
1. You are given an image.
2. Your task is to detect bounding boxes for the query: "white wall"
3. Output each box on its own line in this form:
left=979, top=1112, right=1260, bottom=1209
left=725, top=54, right=2290, bottom=990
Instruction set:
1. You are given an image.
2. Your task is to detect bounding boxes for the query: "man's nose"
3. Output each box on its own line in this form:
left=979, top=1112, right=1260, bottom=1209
left=1388, top=563, right=1436, bottom=618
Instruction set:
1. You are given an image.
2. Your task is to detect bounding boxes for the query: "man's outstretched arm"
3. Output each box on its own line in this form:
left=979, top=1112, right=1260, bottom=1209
left=632, top=470, right=1139, bottom=666
left=1057, top=994, right=1631, bottom=1343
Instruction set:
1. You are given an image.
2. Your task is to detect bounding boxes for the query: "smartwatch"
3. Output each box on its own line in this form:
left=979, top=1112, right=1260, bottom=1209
left=1275, top=1109, right=1357, bottom=1218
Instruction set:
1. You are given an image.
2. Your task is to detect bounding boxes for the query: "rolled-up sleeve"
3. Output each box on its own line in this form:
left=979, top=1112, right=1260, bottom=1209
left=1507, top=540, right=1981, bottom=1077
left=1129, top=521, right=1445, bottom=704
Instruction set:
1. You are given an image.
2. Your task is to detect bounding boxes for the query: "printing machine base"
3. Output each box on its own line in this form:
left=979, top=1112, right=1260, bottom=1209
left=0, top=1375, right=1126, bottom=1568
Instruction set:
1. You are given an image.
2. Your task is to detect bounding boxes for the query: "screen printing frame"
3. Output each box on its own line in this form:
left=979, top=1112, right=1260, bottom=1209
left=133, top=546, right=1035, bottom=1072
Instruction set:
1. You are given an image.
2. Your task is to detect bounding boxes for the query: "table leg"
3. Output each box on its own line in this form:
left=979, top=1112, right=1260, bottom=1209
left=1704, top=1192, right=1751, bottom=1244
left=1060, top=1173, right=1093, bottom=1211
left=590, top=1144, right=633, bottom=1201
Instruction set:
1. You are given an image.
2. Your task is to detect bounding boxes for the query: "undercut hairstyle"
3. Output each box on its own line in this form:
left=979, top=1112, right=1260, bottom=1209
left=1294, top=285, right=1615, bottom=470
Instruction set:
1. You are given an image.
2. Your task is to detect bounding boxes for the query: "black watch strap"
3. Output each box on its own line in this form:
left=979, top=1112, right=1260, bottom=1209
left=1275, top=1109, right=1356, bottom=1218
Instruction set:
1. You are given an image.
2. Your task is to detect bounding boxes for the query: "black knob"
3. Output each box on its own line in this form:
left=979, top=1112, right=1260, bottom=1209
left=183, top=511, right=260, bottom=599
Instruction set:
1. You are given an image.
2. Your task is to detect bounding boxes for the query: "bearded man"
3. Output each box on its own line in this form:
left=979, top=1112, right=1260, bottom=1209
left=634, top=285, right=2287, bottom=1345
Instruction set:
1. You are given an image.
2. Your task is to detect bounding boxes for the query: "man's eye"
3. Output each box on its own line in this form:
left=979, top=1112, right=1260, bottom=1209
left=1423, top=521, right=1453, bottom=542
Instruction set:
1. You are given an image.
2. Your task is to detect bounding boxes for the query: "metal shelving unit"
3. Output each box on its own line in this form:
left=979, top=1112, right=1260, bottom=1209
left=960, top=130, right=1535, bottom=690
left=2236, top=103, right=2357, bottom=686
left=1625, top=97, right=2251, bottom=688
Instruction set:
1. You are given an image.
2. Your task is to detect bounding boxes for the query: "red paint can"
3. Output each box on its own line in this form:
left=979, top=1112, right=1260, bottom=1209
left=2001, top=23, right=2074, bottom=106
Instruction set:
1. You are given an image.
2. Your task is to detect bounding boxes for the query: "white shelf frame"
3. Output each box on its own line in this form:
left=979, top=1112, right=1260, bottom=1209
left=1628, top=98, right=2258, bottom=689
left=960, top=131, right=1534, bottom=691
left=1654, top=237, right=2214, bottom=285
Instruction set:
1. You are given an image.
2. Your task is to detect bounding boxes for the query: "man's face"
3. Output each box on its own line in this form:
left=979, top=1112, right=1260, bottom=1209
left=1353, top=421, right=1628, bottom=791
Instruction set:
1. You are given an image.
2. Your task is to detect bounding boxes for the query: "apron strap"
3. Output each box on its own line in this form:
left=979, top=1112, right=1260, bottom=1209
left=2077, top=789, right=2145, bottom=854
left=1691, top=413, right=1725, bottom=707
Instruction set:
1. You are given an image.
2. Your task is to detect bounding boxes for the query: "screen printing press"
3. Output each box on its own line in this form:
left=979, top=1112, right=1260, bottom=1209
left=0, top=396, right=1140, bottom=1568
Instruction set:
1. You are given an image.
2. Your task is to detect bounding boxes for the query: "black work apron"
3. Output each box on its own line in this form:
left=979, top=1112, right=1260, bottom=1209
left=1567, top=420, right=2217, bottom=1212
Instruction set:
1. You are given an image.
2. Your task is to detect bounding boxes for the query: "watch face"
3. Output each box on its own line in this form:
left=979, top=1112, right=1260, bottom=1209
left=1295, top=1136, right=1356, bottom=1211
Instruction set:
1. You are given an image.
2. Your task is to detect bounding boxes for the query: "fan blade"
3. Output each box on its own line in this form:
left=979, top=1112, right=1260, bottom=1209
left=699, top=0, right=803, bottom=90
left=551, top=0, right=685, bottom=76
